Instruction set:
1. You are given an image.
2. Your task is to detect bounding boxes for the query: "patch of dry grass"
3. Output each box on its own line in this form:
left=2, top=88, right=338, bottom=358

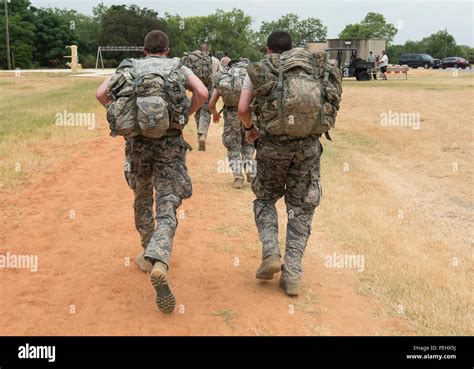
left=0, top=75, right=104, bottom=189
left=316, top=69, right=473, bottom=335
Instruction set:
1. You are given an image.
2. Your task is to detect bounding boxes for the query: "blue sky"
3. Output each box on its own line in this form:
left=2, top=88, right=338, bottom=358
left=30, top=0, right=474, bottom=46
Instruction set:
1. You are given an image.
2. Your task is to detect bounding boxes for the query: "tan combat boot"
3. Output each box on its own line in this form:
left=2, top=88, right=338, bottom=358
left=198, top=134, right=206, bottom=151
left=256, top=254, right=281, bottom=280
left=233, top=177, right=244, bottom=189
left=150, top=261, right=176, bottom=313
left=135, top=252, right=153, bottom=273
left=279, top=277, right=300, bottom=297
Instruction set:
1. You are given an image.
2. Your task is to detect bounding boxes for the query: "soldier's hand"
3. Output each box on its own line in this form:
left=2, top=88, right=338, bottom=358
left=212, top=113, right=221, bottom=123
left=245, top=126, right=260, bottom=144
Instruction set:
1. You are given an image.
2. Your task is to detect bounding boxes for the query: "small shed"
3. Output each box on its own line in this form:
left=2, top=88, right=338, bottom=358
left=327, top=39, right=386, bottom=61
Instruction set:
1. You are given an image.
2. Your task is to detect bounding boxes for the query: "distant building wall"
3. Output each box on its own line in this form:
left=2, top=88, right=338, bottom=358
left=307, top=42, right=328, bottom=53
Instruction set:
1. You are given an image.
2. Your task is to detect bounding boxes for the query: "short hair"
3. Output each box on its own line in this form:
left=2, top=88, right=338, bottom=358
left=199, top=43, right=209, bottom=53
left=224, top=52, right=229, bottom=56
left=267, top=31, right=292, bottom=54
left=144, top=30, right=169, bottom=53
left=369, top=51, right=373, bottom=53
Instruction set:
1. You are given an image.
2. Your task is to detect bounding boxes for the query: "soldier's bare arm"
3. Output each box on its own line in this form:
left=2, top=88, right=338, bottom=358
left=238, top=89, right=260, bottom=144
left=185, top=74, right=208, bottom=115
left=96, top=76, right=113, bottom=107
left=238, top=89, right=254, bottom=128
left=208, top=89, right=221, bottom=123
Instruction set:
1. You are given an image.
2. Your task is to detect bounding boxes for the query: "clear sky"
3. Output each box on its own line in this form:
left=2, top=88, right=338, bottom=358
left=30, top=0, right=474, bottom=46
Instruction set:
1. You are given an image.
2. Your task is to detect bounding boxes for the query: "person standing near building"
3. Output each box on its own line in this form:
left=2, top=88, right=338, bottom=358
left=367, top=51, right=377, bottom=80
left=378, top=50, right=388, bottom=80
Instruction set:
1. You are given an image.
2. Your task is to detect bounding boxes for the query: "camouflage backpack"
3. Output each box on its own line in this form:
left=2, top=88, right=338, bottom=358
left=181, top=50, right=213, bottom=87
left=214, top=60, right=249, bottom=107
left=247, top=47, right=342, bottom=138
left=106, top=57, right=190, bottom=139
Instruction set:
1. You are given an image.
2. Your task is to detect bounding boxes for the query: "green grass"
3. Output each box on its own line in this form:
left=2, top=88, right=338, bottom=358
left=0, top=79, right=101, bottom=139
left=0, top=75, right=103, bottom=189
left=211, top=308, right=237, bottom=327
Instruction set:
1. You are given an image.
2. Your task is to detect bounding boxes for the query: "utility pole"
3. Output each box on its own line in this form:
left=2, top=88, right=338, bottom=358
left=4, top=0, right=11, bottom=70
left=444, top=27, right=447, bottom=59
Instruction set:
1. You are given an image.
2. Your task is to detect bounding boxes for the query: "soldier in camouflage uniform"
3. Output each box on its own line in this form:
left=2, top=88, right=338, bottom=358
left=209, top=92, right=255, bottom=189
left=182, top=43, right=222, bottom=151
left=194, top=88, right=212, bottom=150
left=96, top=30, right=208, bottom=313
left=237, top=31, right=324, bottom=296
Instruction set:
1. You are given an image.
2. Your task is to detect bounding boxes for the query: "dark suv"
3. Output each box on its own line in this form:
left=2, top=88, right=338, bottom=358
left=399, top=54, right=439, bottom=69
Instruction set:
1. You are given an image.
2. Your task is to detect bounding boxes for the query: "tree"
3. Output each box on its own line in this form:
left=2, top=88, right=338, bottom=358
left=0, top=0, right=36, bottom=68
left=30, top=7, right=76, bottom=67
left=386, top=30, right=470, bottom=62
left=256, top=13, right=327, bottom=51
left=97, top=4, right=168, bottom=63
left=164, top=9, right=261, bottom=61
left=60, top=9, right=100, bottom=66
left=420, top=30, right=458, bottom=59
left=339, top=12, right=397, bottom=44
left=99, top=4, right=161, bottom=46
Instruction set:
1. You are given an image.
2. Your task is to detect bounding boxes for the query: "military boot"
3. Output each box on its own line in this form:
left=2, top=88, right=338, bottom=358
left=150, top=261, right=176, bottom=313
left=135, top=252, right=153, bottom=273
left=279, top=277, right=300, bottom=297
left=233, top=177, right=244, bottom=189
left=256, top=254, right=281, bottom=280
left=198, top=134, right=206, bottom=151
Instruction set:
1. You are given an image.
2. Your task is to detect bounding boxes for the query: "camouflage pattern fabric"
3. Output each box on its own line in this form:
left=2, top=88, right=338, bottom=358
left=194, top=87, right=212, bottom=138
left=214, top=60, right=249, bottom=107
left=181, top=50, right=213, bottom=88
left=124, top=135, right=192, bottom=266
left=252, top=135, right=323, bottom=283
left=107, top=56, right=190, bottom=139
left=247, top=48, right=342, bottom=137
left=222, top=107, right=255, bottom=179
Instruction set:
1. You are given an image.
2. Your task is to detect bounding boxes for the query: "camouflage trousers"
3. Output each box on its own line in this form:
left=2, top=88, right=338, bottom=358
left=124, top=135, right=192, bottom=267
left=251, top=135, right=323, bottom=283
left=194, top=87, right=212, bottom=138
left=223, top=107, right=255, bottom=179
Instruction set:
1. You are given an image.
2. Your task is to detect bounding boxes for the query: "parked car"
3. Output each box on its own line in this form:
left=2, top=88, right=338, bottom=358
left=431, top=58, right=441, bottom=69
left=441, top=57, right=470, bottom=69
left=399, top=54, right=438, bottom=69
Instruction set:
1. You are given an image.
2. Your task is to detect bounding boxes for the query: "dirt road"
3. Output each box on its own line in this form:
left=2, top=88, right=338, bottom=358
left=0, top=115, right=404, bottom=335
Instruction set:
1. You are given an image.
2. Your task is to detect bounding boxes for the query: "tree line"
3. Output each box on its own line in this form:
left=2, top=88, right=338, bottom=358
left=0, top=1, right=472, bottom=69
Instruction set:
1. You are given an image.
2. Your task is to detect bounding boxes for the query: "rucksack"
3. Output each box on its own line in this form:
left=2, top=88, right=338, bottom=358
left=214, top=60, right=249, bottom=107
left=106, top=57, right=190, bottom=139
left=247, top=47, right=342, bottom=138
left=181, top=50, right=213, bottom=88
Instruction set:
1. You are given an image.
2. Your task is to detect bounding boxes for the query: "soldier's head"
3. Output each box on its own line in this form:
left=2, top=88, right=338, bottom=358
left=199, top=43, right=210, bottom=54
left=266, top=31, right=292, bottom=55
left=369, top=51, right=373, bottom=55
left=144, top=30, right=170, bottom=56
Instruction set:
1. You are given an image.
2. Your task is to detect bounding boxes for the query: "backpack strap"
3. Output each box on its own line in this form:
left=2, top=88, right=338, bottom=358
left=277, top=62, right=284, bottom=130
